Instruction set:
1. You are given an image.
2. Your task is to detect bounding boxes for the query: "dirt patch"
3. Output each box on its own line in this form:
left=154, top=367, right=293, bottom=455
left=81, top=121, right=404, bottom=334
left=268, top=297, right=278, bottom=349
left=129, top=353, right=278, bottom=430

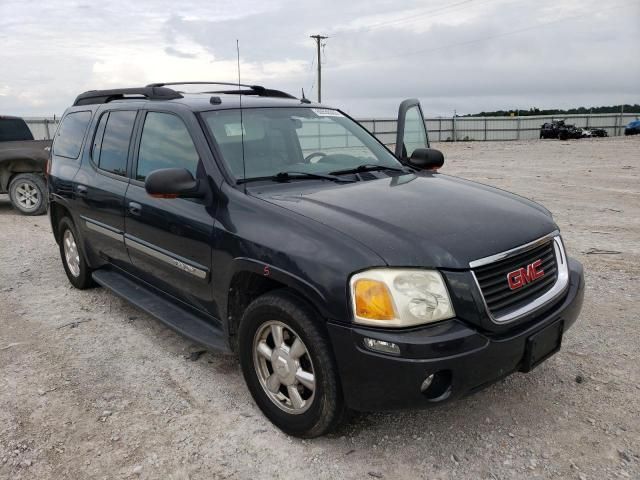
left=1, top=136, right=639, bottom=479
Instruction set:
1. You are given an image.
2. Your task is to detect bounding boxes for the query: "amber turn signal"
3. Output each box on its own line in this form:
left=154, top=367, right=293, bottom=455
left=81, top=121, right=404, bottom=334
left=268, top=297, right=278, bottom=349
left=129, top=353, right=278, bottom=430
left=354, top=279, right=396, bottom=320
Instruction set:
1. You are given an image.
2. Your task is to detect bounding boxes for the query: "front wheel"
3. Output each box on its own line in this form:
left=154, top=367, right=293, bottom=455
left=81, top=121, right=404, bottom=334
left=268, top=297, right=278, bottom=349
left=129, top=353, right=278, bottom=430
left=8, top=173, right=48, bottom=215
left=238, top=291, right=345, bottom=438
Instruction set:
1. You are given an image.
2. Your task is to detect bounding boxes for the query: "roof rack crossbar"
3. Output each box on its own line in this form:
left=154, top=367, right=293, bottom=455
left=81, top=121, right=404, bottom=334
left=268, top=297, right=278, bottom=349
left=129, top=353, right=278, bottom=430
left=146, top=82, right=297, bottom=99
left=73, top=87, right=183, bottom=106
left=206, top=89, right=296, bottom=99
left=147, top=81, right=257, bottom=89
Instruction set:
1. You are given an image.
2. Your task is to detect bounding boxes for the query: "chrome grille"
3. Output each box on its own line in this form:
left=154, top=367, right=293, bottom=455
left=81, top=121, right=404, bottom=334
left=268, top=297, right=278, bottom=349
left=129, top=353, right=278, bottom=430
left=473, top=240, right=558, bottom=319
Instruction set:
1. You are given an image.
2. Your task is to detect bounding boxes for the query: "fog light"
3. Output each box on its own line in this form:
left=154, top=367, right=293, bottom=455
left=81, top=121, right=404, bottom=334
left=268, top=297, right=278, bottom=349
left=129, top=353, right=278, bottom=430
left=420, top=374, right=435, bottom=392
left=363, top=338, right=400, bottom=355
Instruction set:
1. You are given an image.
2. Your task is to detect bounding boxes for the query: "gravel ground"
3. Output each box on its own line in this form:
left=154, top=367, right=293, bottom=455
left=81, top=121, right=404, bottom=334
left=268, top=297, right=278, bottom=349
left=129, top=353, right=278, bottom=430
left=1, top=136, right=639, bottom=480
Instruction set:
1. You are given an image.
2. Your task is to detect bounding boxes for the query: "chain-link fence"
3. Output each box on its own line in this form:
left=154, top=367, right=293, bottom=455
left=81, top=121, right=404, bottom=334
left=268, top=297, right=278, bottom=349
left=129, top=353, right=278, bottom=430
left=25, top=112, right=640, bottom=143
left=359, top=112, right=639, bottom=144
left=23, top=117, right=60, bottom=141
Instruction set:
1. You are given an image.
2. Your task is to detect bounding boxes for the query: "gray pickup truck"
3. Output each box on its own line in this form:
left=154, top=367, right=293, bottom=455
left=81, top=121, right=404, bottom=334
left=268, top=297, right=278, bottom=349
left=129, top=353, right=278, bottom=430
left=0, top=116, right=51, bottom=215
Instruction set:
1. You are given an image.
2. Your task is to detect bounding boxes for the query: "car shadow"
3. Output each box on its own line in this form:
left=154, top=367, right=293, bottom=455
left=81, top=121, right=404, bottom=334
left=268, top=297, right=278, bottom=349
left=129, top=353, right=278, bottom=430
left=0, top=195, right=18, bottom=215
left=325, top=360, right=570, bottom=442
left=88, top=279, right=574, bottom=446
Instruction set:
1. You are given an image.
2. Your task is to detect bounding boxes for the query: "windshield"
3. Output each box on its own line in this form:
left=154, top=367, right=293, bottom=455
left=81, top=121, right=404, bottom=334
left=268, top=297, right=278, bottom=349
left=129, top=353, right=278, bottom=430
left=202, top=107, right=402, bottom=181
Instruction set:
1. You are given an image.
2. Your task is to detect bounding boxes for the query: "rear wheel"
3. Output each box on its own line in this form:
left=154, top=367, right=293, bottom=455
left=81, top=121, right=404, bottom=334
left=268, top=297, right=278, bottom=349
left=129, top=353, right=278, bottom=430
left=8, top=173, right=47, bottom=216
left=238, top=290, right=345, bottom=438
left=58, top=217, right=94, bottom=289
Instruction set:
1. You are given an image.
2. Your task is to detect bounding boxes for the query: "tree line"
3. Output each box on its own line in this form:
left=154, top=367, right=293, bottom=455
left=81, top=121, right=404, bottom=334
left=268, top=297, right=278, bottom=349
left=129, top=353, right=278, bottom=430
left=463, top=105, right=640, bottom=117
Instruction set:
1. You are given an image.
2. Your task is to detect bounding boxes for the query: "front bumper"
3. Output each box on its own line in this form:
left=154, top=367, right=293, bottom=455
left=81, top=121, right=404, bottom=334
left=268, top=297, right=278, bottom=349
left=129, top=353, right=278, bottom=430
left=327, top=258, right=584, bottom=411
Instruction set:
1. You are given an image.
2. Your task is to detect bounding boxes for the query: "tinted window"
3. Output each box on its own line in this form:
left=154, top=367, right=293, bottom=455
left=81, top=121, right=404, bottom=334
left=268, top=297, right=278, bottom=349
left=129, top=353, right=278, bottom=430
left=136, top=112, right=199, bottom=181
left=53, top=111, right=92, bottom=159
left=403, top=106, right=428, bottom=157
left=203, top=108, right=401, bottom=180
left=95, top=111, right=136, bottom=176
left=0, top=118, right=34, bottom=142
left=92, top=113, right=108, bottom=161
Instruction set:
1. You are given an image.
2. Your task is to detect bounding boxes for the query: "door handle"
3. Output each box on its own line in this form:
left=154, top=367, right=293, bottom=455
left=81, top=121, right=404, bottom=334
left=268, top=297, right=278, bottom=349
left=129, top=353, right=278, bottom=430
left=76, top=185, right=88, bottom=197
left=128, top=202, right=142, bottom=216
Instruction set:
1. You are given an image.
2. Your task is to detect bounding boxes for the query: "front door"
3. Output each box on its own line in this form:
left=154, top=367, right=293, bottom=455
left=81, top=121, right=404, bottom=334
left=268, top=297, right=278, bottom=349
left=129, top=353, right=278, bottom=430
left=123, top=110, right=216, bottom=314
left=395, top=99, right=429, bottom=161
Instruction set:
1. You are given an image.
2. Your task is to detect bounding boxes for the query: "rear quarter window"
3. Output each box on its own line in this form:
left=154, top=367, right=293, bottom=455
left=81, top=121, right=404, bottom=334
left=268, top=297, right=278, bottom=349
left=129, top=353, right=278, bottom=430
left=0, top=118, right=34, bottom=142
left=53, top=111, right=92, bottom=159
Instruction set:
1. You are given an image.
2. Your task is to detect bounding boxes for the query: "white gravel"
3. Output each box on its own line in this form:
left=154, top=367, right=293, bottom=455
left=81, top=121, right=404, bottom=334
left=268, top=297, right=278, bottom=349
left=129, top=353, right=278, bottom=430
left=1, top=136, right=639, bottom=479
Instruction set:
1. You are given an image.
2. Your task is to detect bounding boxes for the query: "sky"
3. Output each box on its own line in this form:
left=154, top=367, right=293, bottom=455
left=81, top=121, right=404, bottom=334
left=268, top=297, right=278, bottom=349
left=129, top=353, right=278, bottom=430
left=0, top=0, right=639, bottom=118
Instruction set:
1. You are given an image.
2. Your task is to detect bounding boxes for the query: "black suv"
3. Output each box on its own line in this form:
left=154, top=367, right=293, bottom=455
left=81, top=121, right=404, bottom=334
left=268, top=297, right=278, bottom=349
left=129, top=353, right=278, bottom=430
left=49, top=83, right=584, bottom=438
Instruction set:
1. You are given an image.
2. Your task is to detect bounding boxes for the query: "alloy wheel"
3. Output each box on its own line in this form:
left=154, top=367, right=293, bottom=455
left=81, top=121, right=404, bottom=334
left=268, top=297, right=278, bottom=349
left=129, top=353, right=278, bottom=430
left=15, top=182, right=40, bottom=210
left=63, top=229, right=81, bottom=277
left=252, top=320, right=316, bottom=414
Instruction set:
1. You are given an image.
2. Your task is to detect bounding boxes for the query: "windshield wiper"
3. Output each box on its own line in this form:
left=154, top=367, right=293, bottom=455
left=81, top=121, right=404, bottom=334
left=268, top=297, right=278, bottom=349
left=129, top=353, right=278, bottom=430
left=329, top=164, right=406, bottom=176
left=238, top=171, right=355, bottom=184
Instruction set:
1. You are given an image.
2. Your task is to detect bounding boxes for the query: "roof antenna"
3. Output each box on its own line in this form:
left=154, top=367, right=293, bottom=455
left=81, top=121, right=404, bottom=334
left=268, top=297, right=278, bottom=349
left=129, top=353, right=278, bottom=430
left=237, top=39, right=247, bottom=192
left=301, top=88, right=311, bottom=104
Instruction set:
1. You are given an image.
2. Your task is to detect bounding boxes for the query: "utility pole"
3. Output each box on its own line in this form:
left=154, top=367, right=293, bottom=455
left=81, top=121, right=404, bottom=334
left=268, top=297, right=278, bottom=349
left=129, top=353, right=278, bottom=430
left=310, top=35, right=328, bottom=103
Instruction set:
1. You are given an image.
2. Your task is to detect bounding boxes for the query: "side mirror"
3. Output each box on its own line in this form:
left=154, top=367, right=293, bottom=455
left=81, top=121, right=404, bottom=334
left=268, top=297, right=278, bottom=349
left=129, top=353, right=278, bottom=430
left=144, top=168, right=204, bottom=199
left=408, top=148, right=445, bottom=171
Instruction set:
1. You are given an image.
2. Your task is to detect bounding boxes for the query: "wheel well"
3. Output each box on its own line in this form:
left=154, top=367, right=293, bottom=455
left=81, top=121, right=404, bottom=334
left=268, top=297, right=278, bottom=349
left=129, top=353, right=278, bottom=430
left=49, top=202, right=71, bottom=244
left=227, top=272, right=288, bottom=351
left=1, top=159, right=45, bottom=192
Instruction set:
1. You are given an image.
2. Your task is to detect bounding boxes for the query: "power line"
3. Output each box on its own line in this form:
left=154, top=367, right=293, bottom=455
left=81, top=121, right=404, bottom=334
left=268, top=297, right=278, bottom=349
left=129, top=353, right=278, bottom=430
left=326, top=5, right=624, bottom=70
left=308, top=52, right=316, bottom=96
left=328, top=0, right=489, bottom=37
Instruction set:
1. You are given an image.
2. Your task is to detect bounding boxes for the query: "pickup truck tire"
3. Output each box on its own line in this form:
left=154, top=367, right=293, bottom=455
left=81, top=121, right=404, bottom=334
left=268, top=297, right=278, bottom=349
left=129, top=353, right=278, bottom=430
left=58, top=217, right=94, bottom=289
left=8, top=173, right=48, bottom=216
left=238, top=290, right=345, bottom=438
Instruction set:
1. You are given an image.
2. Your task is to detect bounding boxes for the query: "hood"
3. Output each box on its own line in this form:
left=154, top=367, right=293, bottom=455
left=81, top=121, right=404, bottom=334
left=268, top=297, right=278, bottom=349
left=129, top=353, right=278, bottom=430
left=254, top=172, right=558, bottom=269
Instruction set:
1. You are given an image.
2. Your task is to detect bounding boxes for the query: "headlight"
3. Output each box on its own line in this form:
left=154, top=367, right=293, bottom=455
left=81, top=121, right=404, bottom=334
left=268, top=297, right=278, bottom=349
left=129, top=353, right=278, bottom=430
left=349, top=269, right=455, bottom=327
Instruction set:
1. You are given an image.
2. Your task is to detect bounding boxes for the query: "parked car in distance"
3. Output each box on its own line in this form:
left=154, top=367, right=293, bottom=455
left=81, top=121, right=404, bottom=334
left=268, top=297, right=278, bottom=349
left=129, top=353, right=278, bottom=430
left=585, top=127, right=608, bottom=137
left=625, top=119, right=640, bottom=135
left=0, top=115, right=51, bottom=215
left=49, top=83, right=585, bottom=438
left=558, top=123, right=583, bottom=140
left=539, top=120, right=607, bottom=140
left=539, top=121, right=563, bottom=139
left=578, top=128, right=591, bottom=138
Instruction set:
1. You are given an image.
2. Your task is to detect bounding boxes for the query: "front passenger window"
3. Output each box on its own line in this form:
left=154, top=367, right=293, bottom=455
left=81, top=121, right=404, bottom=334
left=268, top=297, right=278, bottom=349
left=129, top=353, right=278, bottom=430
left=136, top=112, right=199, bottom=181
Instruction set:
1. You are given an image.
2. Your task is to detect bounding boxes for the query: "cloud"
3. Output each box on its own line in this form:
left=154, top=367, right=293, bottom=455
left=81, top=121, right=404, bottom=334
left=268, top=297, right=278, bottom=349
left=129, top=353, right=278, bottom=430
left=164, top=47, right=197, bottom=59
left=0, top=0, right=638, bottom=117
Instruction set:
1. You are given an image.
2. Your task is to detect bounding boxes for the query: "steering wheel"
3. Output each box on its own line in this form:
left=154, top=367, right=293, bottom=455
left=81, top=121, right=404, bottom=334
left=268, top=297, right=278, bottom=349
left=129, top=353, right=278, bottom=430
left=304, top=152, right=326, bottom=163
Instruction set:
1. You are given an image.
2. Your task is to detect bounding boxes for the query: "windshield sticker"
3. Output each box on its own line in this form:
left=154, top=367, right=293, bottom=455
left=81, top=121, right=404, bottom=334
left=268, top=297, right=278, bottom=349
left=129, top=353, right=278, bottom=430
left=311, top=108, right=343, bottom=117
left=224, top=123, right=246, bottom=137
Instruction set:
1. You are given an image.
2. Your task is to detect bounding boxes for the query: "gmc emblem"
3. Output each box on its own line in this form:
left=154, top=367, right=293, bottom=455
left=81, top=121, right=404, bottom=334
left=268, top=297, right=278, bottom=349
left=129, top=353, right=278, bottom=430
left=507, top=259, right=545, bottom=290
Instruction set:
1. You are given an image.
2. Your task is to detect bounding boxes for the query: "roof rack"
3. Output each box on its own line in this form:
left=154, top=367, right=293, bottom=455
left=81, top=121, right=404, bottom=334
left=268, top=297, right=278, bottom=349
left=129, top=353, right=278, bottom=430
left=146, top=82, right=297, bottom=99
left=73, top=87, right=183, bottom=106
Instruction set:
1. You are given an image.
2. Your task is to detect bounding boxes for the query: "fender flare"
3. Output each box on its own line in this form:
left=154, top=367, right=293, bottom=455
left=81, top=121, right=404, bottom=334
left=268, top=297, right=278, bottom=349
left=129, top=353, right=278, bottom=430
left=224, top=257, right=332, bottom=321
left=0, top=157, right=47, bottom=191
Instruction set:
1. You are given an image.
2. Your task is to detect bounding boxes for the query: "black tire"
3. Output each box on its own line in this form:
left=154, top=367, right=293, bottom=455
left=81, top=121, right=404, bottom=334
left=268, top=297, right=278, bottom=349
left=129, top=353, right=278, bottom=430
left=58, top=217, right=94, bottom=289
left=8, top=173, right=48, bottom=216
left=238, top=290, right=345, bottom=438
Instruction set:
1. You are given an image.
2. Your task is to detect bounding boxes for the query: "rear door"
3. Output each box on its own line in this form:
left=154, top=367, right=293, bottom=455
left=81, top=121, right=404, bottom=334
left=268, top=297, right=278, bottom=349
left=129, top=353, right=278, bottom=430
left=123, top=109, right=216, bottom=313
left=394, top=99, right=429, bottom=161
left=72, top=107, right=137, bottom=268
